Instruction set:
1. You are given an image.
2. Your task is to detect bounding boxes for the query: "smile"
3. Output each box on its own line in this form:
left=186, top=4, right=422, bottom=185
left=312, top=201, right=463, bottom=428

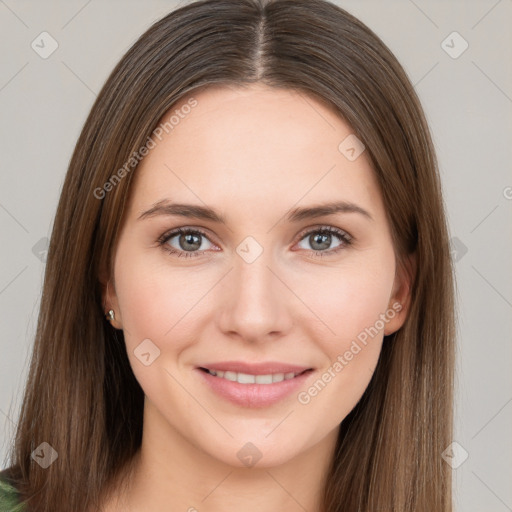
left=200, top=367, right=308, bottom=384
left=196, top=364, right=315, bottom=408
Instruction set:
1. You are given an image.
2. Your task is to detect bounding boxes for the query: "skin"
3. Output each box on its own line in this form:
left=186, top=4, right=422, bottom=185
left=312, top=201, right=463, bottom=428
left=101, top=83, right=413, bottom=511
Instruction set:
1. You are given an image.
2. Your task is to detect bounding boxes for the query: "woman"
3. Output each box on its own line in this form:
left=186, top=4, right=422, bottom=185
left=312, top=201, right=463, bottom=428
left=0, top=0, right=455, bottom=510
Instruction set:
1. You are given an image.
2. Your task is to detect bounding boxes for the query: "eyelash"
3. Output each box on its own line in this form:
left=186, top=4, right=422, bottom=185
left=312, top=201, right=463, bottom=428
left=157, top=226, right=353, bottom=259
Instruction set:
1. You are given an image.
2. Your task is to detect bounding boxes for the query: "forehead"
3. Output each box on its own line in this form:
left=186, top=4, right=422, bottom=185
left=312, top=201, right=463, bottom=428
left=129, top=84, right=384, bottom=222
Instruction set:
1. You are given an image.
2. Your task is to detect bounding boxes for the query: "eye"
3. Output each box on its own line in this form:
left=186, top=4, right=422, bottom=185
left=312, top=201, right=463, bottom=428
left=157, top=227, right=216, bottom=258
left=295, top=226, right=352, bottom=257
left=157, top=225, right=353, bottom=259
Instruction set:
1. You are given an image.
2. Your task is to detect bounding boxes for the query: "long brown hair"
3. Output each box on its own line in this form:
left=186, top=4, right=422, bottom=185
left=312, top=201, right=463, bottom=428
left=3, top=0, right=455, bottom=510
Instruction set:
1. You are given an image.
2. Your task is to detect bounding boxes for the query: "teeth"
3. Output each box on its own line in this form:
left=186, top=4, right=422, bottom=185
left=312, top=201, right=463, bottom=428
left=206, top=369, right=302, bottom=384
left=224, top=371, right=237, bottom=381
left=256, top=374, right=272, bottom=384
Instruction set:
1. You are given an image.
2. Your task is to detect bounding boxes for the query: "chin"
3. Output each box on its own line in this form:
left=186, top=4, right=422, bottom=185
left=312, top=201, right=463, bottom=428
left=203, top=432, right=311, bottom=470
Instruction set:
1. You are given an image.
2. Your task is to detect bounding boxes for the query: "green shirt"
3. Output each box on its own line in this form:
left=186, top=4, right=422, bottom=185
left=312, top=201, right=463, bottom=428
left=0, top=471, right=25, bottom=512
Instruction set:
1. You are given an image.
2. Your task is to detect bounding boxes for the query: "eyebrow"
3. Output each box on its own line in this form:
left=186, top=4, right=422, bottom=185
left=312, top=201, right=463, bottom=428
left=137, top=199, right=373, bottom=223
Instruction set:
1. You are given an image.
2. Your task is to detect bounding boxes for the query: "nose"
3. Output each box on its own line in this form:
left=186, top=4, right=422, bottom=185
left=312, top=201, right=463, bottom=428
left=217, top=248, right=293, bottom=344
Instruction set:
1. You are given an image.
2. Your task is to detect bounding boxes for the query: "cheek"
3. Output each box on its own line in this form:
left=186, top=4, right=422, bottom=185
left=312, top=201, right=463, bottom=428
left=113, top=246, right=198, bottom=356
left=329, top=275, right=392, bottom=343
left=112, top=251, right=206, bottom=406
left=302, top=255, right=395, bottom=344
left=295, top=254, right=395, bottom=411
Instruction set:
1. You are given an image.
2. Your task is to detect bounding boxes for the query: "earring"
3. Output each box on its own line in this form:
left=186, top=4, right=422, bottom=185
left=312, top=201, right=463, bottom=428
left=106, top=309, right=115, bottom=322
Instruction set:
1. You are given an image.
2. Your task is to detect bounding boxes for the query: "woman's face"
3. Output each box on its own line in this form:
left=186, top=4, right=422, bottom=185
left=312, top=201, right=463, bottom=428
left=105, top=84, right=411, bottom=468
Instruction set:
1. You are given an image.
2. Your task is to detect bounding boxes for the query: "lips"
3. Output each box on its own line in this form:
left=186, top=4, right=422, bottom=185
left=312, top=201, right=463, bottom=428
left=199, top=367, right=308, bottom=384
left=195, top=361, right=315, bottom=407
left=197, top=361, right=312, bottom=375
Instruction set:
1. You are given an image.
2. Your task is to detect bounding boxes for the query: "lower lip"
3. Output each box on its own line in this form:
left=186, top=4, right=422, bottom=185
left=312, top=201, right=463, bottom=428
left=196, top=369, right=314, bottom=408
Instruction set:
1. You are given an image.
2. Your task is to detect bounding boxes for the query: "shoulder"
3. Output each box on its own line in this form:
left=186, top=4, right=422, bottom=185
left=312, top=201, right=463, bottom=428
left=0, top=469, right=25, bottom=512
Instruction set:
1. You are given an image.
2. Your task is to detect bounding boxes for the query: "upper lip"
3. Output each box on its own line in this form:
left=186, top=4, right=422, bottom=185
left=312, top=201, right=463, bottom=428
left=197, top=361, right=313, bottom=375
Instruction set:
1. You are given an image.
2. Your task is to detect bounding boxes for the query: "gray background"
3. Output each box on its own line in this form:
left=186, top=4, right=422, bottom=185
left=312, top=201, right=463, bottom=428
left=0, top=1, right=511, bottom=510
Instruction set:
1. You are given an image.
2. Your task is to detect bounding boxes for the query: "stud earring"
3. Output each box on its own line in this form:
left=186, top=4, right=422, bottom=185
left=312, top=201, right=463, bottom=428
left=106, top=309, right=115, bottom=322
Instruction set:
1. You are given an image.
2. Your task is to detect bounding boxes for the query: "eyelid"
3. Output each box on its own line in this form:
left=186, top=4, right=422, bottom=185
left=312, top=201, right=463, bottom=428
left=157, top=224, right=354, bottom=259
left=295, top=224, right=353, bottom=243
left=158, top=224, right=352, bottom=245
left=157, top=226, right=219, bottom=249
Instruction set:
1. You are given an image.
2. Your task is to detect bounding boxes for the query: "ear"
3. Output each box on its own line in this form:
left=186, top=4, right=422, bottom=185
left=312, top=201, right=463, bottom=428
left=99, top=268, right=123, bottom=330
left=384, top=252, right=416, bottom=336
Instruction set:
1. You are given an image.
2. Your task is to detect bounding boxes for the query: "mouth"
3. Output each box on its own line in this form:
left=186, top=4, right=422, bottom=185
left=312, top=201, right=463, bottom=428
left=198, top=367, right=312, bottom=384
left=195, top=361, right=315, bottom=408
